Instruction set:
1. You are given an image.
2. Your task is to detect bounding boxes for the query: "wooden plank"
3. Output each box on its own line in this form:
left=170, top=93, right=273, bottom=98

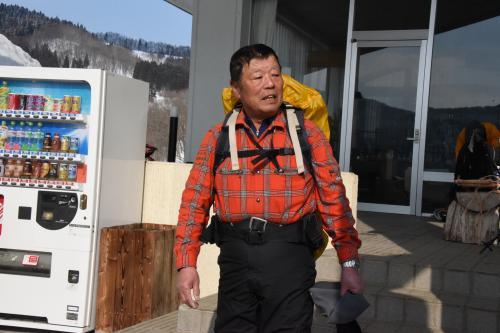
left=112, top=229, right=126, bottom=331
left=95, top=228, right=120, bottom=333
left=121, top=229, right=139, bottom=329
left=152, top=229, right=167, bottom=318
left=139, top=229, right=155, bottom=321
left=166, top=226, right=179, bottom=313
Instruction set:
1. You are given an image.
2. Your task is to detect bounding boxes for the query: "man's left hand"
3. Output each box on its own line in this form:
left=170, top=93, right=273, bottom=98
left=340, top=268, right=364, bottom=296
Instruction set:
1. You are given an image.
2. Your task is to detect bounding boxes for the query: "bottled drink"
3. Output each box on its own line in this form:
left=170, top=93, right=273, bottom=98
left=33, top=122, right=44, bottom=151
left=4, top=159, right=14, bottom=177
left=17, top=121, right=25, bottom=151
left=42, top=133, right=52, bottom=152
left=0, top=81, right=9, bottom=109
left=0, top=121, right=8, bottom=149
left=7, top=121, right=17, bottom=150
left=52, top=133, right=61, bottom=152
left=13, top=159, right=23, bottom=178
left=22, top=122, right=32, bottom=151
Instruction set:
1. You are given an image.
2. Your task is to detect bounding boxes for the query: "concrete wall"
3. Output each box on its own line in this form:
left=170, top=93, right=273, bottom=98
left=142, top=161, right=358, bottom=297
left=184, top=0, right=246, bottom=162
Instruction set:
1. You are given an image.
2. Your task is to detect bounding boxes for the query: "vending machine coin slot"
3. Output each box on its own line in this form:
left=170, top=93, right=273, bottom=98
left=80, top=194, right=87, bottom=210
left=36, top=191, right=78, bottom=231
left=18, top=206, right=32, bottom=220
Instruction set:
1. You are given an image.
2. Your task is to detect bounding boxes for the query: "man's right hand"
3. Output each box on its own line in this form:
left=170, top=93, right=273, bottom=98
left=177, top=267, right=200, bottom=308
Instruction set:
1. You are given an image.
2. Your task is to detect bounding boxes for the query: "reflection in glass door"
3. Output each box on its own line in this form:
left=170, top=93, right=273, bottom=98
left=345, top=41, right=426, bottom=214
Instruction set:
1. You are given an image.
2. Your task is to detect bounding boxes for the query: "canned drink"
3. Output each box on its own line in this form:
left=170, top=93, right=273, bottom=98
left=34, top=95, right=45, bottom=111
left=22, top=160, right=32, bottom=178
left=69, top=137, right=80, bottom=154
left=40, top=162, right=50, bottom=179
left=43, top=133, right=52, bottom=151
left=0, top=159, right=4, bottom=177
left=68, top=164, right=77, bottom=181
left=7, top=93, right=19, bottom=110
left=71, top=96, right=81, bottom=114
left=31, top=161, right=41, bottom=179
left=58, top=163, right=68, bottom=180
left=48, top=162, right=58, bottom=179
left=62, top=95, right=72, bottom=113
left=53, top=98, right=62, bottom=112
left=25, top=95, right=35, bottom=111
left=61, top=136, right=70, bottom=152
left=13, top=159, right=24, bottom=178
left=18, top=94, right=26, bottom=110
left=43, top=96, right=54, bottom=112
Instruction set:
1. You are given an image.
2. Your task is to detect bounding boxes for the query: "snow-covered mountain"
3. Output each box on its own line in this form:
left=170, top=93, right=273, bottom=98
left=0, top=33, right=40, bottom=67
left=132, top=50, right=182, bottom=64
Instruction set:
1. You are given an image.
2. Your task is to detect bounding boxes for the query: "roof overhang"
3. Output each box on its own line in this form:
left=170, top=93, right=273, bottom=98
left=164, top=0, right=193, bottom=14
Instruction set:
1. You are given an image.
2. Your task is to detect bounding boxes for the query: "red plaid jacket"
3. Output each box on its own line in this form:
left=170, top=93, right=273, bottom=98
left=174, top=109, right=360, bottom=269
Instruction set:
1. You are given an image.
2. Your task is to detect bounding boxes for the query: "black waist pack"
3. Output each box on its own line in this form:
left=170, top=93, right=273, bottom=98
left=200, top=215, right=221, bottom=245
left=200, top=213, right=324, bottom=250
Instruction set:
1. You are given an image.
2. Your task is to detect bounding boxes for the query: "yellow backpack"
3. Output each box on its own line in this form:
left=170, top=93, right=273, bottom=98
left=222, top=74, right=331, bottom=140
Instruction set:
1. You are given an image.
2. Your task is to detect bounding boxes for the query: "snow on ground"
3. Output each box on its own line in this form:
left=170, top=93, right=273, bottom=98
left=133, top=50, right=182, bottom=63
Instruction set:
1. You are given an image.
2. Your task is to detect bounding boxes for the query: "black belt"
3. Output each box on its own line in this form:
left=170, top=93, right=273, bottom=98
left=217, top=215, right=314, bottom=245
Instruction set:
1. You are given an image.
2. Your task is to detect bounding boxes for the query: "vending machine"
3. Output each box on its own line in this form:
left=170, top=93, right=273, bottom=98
left=0, top=66, right=148, bottom=332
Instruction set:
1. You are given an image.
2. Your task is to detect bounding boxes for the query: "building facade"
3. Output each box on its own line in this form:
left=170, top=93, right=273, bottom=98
left=168, top=0, right=500, bottom=216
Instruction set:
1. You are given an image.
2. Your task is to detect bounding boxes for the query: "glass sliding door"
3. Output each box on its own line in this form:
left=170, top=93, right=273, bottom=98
left=344, top=40, right=427, bottom=214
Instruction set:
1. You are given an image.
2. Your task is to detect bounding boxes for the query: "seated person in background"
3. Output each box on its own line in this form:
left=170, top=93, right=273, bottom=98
left=454, top=121, right=498, bottom=180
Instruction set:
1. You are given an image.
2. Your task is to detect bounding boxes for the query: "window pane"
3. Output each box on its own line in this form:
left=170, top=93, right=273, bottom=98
left=425, top=5, right=500, bottom=172
left=354, top=0, right=430, bottom=31
left=263, top=0, right=350, bottom=159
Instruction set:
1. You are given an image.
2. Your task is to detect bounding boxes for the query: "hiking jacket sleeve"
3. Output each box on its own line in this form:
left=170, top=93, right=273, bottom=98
left=174, top=126, right=219, bottom=269
left=305, top=120, right=361, bottom=263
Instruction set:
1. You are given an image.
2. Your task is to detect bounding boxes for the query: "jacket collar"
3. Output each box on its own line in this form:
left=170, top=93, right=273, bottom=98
left=234, top=104, right=287, bottom=132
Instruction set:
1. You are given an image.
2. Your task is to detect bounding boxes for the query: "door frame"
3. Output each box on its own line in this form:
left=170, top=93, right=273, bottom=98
left=342, top=39, right=428, bottom=215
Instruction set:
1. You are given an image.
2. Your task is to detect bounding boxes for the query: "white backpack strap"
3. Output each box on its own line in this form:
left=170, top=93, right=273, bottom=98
left=226, top=109, right=240, bottom=171
left=286, top=108, right=305, bottom=174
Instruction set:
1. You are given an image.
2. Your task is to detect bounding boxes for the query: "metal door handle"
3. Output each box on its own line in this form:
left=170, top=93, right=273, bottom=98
left=406, top=129, right=420, bottom=142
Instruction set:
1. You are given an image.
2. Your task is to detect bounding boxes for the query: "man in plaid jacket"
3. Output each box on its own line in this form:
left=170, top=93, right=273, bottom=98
left=175, top=44, right=363, bottom=333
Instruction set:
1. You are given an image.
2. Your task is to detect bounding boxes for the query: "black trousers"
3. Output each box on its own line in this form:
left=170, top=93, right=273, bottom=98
left=214, top=239, right=362, bottom=333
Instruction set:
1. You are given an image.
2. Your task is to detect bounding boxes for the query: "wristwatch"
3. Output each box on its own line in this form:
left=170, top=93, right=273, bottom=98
left=341, top=258, right=360, bottom=270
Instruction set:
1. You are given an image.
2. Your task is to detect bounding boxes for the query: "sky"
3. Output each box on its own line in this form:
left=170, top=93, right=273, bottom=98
left=0, top=0, right=192, bottom=46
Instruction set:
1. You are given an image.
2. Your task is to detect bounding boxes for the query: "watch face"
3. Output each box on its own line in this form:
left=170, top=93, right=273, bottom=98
left=343, top=259, right=360, bottom=269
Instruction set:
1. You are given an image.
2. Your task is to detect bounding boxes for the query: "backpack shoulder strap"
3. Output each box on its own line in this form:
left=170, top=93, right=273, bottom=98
left=285, top=107, right=305, bottom=174
left=284, top=104, right=313, bottom=176
left=213, top=107, right=240, bottom=174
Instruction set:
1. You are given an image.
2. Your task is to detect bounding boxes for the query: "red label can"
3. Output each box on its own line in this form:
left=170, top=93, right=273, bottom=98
left=7, top=94, right=19, bottom=110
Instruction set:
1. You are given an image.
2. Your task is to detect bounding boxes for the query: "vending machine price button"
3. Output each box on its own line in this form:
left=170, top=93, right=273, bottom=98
left=22, top=255, right=39, bottom=266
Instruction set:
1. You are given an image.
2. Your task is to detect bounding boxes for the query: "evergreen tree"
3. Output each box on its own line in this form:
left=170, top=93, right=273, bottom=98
left=62, top=55, right=70, bottom=68
left=83, top=54, right=90, bottom=68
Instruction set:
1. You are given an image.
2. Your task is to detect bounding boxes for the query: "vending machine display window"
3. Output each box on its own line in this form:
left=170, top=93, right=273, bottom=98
left=0, top=79, right=89, bottom=190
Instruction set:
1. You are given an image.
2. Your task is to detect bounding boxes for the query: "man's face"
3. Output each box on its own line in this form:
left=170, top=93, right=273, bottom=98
left=231, top=56, right=283, bottom=121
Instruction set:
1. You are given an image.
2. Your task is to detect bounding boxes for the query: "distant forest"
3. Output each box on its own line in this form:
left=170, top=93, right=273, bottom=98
left=0, top=3, right=190, bottom=91
left=95, top=32, right=190, bottom=58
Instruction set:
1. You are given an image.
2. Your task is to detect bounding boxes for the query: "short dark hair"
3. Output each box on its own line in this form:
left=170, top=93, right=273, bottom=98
left=230, top=44, right=281, bottom=83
